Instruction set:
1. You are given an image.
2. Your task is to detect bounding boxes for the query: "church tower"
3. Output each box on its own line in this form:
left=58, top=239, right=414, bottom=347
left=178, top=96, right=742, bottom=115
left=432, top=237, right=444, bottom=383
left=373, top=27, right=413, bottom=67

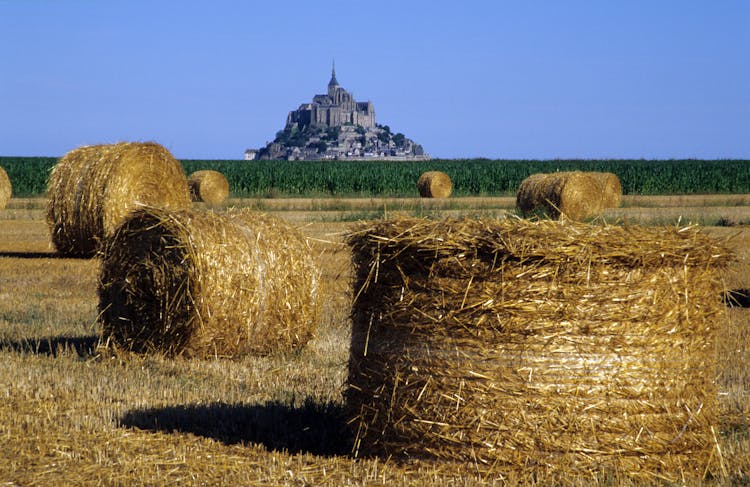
left=327, top=61, right=339, bottom=97
left=328, top=61, right=352, bottom=107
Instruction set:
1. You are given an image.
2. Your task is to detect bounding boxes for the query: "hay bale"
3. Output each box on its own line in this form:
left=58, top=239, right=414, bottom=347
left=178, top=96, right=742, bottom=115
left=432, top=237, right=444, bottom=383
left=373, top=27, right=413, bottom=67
left=46, top=142, right=191, bottom=257
left=98, top=207, right=320, bottom=358
left=0, top=165, right=11, bottom=210
left=417, top=171, right=452, bottom=198
left=515, top=172, right=548, bottom=215
left=188, top=170, right=230, bottom=205
left=592, top=171, right=622, bottom=208
left=516, top=171, right=608, bottom=221
left=346, top=216, right=732, bottom=482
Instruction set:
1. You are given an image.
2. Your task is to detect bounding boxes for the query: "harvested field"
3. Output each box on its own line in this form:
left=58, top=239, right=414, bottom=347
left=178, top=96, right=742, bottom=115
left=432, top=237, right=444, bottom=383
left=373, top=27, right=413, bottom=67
left=0, top=196, right=749, bottom=485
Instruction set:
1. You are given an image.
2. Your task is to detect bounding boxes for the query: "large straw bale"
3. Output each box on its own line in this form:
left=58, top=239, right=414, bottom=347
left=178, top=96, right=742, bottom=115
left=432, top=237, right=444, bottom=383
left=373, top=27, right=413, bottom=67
left=46, top=142, right=191, bottom=257
left=188, top=170, right=230, bottom=205
left=516, top=171, right=615, bottom=220
left=592, top=171, right=622, bottom=208
left=98, top=207, right=320, bottom=358
left=0, top=166, right=10, bottom=210
left=417, top=171, right=452, bottom=198
left=346, top=216, right=732, bottom=482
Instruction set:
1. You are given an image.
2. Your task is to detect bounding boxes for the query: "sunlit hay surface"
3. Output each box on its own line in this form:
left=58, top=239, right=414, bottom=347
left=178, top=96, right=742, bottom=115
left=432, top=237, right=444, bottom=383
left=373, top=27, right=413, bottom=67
left=592, top=171, right=623, bottom=209
left=346, top=216, right=733, bottom=483
left=188, top=170, right=230, bottom=206
left=516, top=171, right=610, bottom=221
left=98, top=207, right=320, bottom=358
left=0, top=165, right=11, bottom=210
left=417, top=171, right=453, bottom=198
left=46, top=141, right=191, bottom=257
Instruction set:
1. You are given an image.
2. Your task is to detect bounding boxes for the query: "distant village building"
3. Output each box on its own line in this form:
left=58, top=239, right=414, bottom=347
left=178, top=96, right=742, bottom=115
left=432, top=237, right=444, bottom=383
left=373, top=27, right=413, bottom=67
left=250, top=64, right=429, bottom=161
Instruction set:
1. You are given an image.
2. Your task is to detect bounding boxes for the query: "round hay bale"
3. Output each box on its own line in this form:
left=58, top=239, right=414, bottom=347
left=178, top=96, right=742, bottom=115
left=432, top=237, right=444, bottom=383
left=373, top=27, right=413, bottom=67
left=0, top=166, right=11, bottom=210
left=188, top=170, right=230, bottom=205
left=417, top=171, right=452, bottom=198
left=516, top=171, right=605, bottom=221
left=98, top=207, right=320, bottom=358
left=591, top=171, right=622, bottom=208
left=346, top=217, right=733, bottom=481
left=46, top=142, right=191, bottom=257
left=515, top=172, right=548, bottom=215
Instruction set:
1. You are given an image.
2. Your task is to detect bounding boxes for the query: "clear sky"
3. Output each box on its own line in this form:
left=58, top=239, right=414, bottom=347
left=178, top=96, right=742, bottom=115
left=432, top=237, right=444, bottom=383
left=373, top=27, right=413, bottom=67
left=1, top=0, right=748, bottom=160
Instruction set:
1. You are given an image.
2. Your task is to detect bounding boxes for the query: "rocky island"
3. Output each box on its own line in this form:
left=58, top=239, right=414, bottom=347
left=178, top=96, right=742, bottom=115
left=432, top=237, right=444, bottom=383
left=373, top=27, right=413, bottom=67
left=246, top=65, right=429, bottom=161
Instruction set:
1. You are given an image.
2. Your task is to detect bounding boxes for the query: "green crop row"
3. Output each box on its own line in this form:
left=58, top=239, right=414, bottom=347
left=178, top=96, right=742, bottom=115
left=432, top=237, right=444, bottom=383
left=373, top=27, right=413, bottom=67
left=0, top=157, right=53, bottom=197
left=2, top=157, right=749, bottom=198
left=180, top=159, right=750, bottom=197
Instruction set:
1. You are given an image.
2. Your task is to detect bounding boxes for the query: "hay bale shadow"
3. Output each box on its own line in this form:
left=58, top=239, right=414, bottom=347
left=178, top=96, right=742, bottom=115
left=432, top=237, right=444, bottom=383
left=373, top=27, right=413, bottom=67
left=723, top=288, right=750, bottom=308
left=0, top=335, right=100, bottom=357
left=120, top=399, right=351, bottom=456
left=0, top=251, right=91, bottom=260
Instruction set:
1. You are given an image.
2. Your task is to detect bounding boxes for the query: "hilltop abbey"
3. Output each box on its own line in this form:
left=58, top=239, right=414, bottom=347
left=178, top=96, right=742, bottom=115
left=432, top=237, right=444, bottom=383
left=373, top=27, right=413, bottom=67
left=286, top=65, right=376, bottom=130
left=248, top=65, right=428, bottom=161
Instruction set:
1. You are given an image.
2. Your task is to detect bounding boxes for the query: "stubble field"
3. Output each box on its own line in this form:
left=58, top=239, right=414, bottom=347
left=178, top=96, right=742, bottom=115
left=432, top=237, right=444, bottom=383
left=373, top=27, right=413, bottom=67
left=1, top=196, right=749, bottom=485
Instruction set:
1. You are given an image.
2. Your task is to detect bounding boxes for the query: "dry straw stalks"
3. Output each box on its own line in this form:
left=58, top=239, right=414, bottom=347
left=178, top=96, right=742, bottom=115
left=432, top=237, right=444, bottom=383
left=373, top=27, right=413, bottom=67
left=0, top=165, right=11, bottom=210
left=417, top=171, right=453, bottom=198
left=516, top=171, right=622, bottom=221
left=188, top=169, right=230, bottom=205
left=46, top=141, right=191, bottom=257
left=98, top=207, right=320, bottom=358
left=346, top=216, right=732, bottom=483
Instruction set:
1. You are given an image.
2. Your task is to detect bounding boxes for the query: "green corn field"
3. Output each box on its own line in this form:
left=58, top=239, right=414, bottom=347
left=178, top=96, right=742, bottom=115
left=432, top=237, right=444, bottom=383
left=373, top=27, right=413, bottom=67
left=1, top=157, right=749, bottom=198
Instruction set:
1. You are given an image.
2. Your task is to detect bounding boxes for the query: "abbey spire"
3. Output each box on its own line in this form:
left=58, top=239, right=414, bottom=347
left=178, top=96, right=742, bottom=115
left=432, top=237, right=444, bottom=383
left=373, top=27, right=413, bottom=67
left=328, top=60, right=339, bottom=88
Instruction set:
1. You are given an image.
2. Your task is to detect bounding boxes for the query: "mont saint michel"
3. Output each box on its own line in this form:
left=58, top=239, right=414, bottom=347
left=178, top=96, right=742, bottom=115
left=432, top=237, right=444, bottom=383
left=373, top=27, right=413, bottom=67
left=247, top=66, right=429, bottom=161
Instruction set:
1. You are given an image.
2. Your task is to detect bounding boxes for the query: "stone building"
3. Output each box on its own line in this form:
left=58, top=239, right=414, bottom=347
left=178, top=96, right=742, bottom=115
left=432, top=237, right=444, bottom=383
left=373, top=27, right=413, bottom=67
left=285, top=65, right=375, bottom=130
left=250, top=64, right=429, bottom=161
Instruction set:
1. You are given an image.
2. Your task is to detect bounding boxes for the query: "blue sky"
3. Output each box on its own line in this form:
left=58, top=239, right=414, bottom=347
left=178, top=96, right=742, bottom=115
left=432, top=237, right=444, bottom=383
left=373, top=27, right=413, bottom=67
left=1, top=1, right=748, bottom=159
